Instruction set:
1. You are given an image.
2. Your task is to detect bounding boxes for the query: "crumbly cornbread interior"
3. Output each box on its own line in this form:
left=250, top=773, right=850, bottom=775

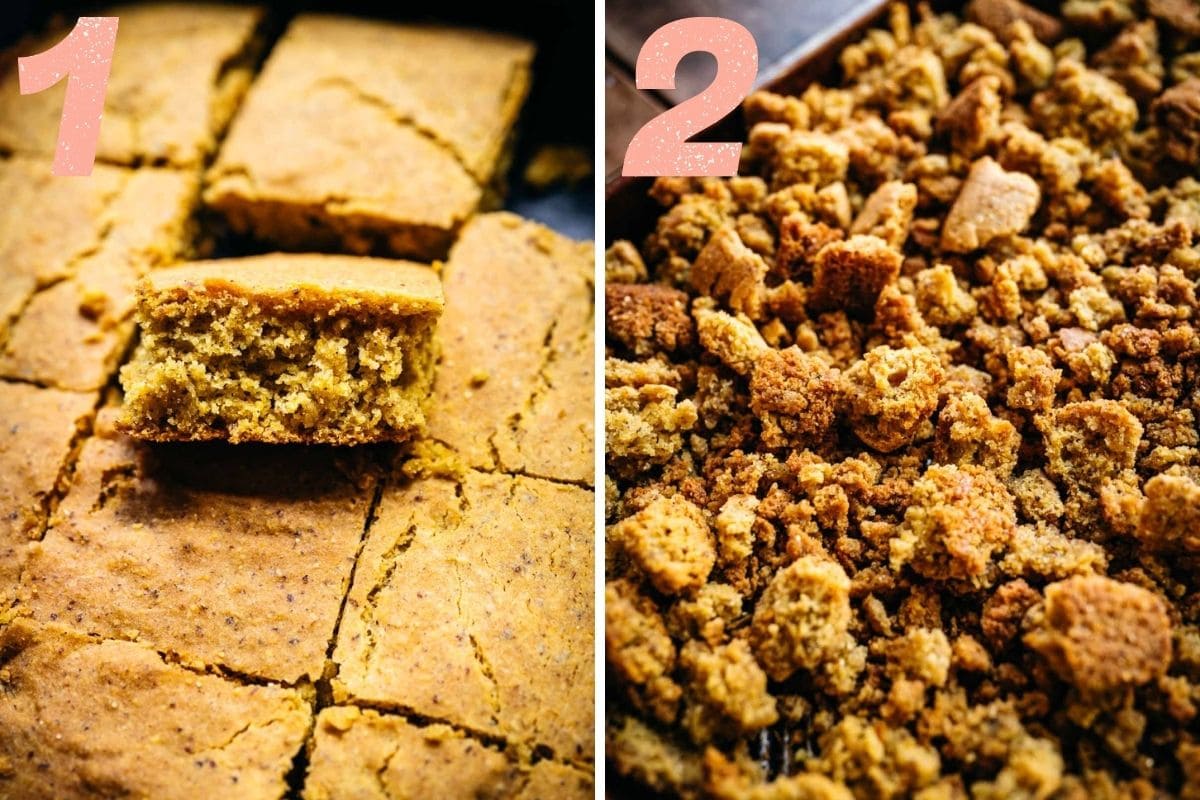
left=121, top=295, right=437, bottom=445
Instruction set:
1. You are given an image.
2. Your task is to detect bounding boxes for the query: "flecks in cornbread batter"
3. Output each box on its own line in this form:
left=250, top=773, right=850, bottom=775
left=20, top=409, right=374, bottom=684
left=303, top=706, right=593, bottom=800
left=0, top=381, right=94, bottom=606
left=0, top=619, right=310, bottom=800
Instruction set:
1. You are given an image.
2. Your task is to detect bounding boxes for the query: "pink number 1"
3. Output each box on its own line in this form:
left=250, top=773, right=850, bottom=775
left=18, top=17, right=119, bottom=176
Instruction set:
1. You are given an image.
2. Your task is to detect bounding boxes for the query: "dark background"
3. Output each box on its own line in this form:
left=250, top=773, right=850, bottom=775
left=1, top=0, right=594, bottom=239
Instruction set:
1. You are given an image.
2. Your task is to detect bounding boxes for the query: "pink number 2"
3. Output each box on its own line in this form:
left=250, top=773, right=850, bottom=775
left=18, top=17, right=119, bottom=176
left=623, top=17, right=757, bottom=177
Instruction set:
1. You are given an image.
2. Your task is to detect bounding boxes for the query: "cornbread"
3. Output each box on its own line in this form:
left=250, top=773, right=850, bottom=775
left=0, top=619, right=309, bottom=800
left=303, top=706, right=593, bottom=800
left=0, top=381, right=93, bottom=605
left=606, top=0, right=1200, bottom=795
left=20, top=409, right=373, bottom=683
left=332, top=469, right=594, bottom=764
left=1, top=4, right=591, bottom=795
left=118, top=255, right=443, bottom=445
left=0, top=157, right=197, bottom=391
left=428, top=213, right=594, bottom=485
left=205, top=16, right=534, bottom=259
left=0, top=4, right=265, bottom=168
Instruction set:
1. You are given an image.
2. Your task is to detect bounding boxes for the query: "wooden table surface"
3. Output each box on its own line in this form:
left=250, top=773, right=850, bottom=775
left=605, top=0, right=871, bottom=182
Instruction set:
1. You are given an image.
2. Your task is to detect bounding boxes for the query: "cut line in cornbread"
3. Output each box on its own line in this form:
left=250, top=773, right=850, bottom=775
left=118, top=254, right=443, bottom=445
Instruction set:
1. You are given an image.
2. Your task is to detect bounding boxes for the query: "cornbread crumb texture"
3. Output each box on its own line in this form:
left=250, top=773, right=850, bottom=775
left=304, top=707, right=592, bottom=800
left=0, top=620, right=309, bottom=800
left=19, top=409, right=372, bottom=683
left=0, top=382, right=93, bottom=601
left=606, top=0, right=1200, bottom=795
left=118, top=255, right=442, bottom=445
left=429, top=213, right=594, bottom=485
left=0, top=4, right=265, bottom=167
left=0, top=158, right=197, bottom=391
left=332, top=469, right=593, bottom=763
left=205, top=15, right=534, bottom=259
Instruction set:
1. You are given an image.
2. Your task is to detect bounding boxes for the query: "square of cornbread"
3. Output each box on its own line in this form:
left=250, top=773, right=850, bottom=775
left=303, top=707, right=593, bottom=800
left=0, top=620, right=309, bottom=800
left=118, top=254, right=443, bottom=445
left=0, top=157, right=197, bottom=392
left=331, top=469, right=594, bottom=764
left=0, top=5, right=265, bottom=168
left=205, top=15, right=534, bottom=259
left=19, top=409, right=374, bottom=683
left=0, top=381, right=94, bottom=603
left=427, top=213, right=594, bottom=485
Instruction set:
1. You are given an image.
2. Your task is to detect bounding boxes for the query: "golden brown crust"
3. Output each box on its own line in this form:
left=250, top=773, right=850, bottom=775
left=0, top=382, right=94, bottom=603
left=428, top=213, right=594, bottom=485
left=0, top=160, right=197, bottom=392
left=0, top=620, right=309, bottom=799
left=331, top=470, right=593, bottom=764
left=0, top=5, right=265, bottom=168
left=606, top=284, right=695, bottom=356
left=205, top=16, right=533, bottom=259
left=20, top=409, right=374, bottom=683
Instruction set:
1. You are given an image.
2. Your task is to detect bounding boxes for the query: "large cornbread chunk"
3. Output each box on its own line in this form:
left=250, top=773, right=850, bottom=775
left=0, top=5, right=265, bottom=168
left=19, top=410, right=373, bottom=683
left=0, top=620, right=309, bottom=800
left=205, top=16, right=534, bottom=259
left=118, top=255, right=442, bottom=445
left=303, top=707, right=592, bottom=799
left=332, top=470, right=593, bottom=764
left=0, top=382, right=94, bottom=603
left=0, top=158, right=196, bottom=391
left=429, top=213, right=594, bottom=485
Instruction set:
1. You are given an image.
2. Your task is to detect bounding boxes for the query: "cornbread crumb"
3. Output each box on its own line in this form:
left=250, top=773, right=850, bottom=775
left=118, top=256, right=442, bottom=445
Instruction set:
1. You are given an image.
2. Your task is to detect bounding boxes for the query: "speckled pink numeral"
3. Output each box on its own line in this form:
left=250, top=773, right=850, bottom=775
left=622, top=17, right=757, bottom=177
left=18, top=17, right=119, bottom=176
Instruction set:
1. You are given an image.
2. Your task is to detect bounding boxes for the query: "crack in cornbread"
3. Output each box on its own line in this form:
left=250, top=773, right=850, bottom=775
left=302, top=706, right=593, bottom=800
left=0, top=157, right=198, bottom=392
left=331, top=469, right=594, bottom=766
left=427, top=213, right=595, bottom=486
left=204, top=16, right=533, bottom=259
left=0, top=5, right=266, bottom=168
left=19, top=409, right=375, bottom=684
left=118, top=255, right=442, bottom=445
left=605, top=0, right=1200, bottom=796
left=0, top=619, right=310, bottom=800
left=0, top=381, right=95, bottom=609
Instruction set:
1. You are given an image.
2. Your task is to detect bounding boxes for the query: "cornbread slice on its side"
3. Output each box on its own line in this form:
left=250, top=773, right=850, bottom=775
left=303, top=706, right=593, bottom=800
left=0, top=620, right=310, bottom=800
left=205, top=15, right=534, bottom=259
left=119, top=254, right=443, bottom=445
left=0, top=4, right=265, bottom=168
